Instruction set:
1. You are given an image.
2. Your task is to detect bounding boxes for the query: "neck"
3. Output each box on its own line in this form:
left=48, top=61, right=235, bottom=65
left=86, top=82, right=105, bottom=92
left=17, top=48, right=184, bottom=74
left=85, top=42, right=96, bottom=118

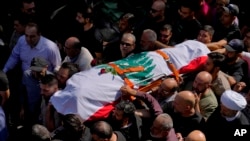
left=83, top=23, right=93, bottom=31
left=109, top=133, right=117, bottom=141
left=156, top=16, right=165, bottom=23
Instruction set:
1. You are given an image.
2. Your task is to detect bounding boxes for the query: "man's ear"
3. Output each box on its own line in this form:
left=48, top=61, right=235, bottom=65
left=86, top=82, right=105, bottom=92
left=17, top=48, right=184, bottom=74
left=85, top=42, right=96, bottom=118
left=122, top=117, right=129, bottom=125
left=86, top=18, right=90, bottom=23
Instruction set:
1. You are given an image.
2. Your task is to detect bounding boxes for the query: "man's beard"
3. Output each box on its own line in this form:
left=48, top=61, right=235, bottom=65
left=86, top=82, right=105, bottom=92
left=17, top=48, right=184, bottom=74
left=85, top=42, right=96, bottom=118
left=192, top=87, right=206, bottom=94
left=225, top=56, right=237, bottom=63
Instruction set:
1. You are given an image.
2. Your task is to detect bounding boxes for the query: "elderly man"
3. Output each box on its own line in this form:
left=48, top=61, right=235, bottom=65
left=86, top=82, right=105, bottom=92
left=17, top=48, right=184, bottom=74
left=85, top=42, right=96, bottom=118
left=185, top=130, right=206, bottom=141
left=120, top=33, right=136, bottom=58
left=206, top=90, right=249, bottom=140
left=120, top=85, right=177, bottom=141
left=63, top=36, right=93, bottom=71
left=192, top=71, right=218, bottom=120
left=21, top=57, right=54, bottom=127
left=163, top=91, right=206, bottom=138
left=150, top=113, right=178, bottom=141
left=152, top=77, right=179, bottom=107
left=56, top=62, right=79, bottom=89
left=91, top=121, right=126, bottom=141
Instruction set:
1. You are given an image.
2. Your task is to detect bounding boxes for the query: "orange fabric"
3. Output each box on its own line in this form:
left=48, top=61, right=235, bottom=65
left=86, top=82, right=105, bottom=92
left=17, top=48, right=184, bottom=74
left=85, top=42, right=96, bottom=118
left=108, top=63, right=134, bottom=88
left=155, top=50, right=180, bottom=83
left=123, top=66, right=144, bottom=73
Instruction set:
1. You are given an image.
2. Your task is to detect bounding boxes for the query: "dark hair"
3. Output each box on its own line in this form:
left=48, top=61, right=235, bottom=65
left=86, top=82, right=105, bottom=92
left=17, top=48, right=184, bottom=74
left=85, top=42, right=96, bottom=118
left=207, top=52, right=225, bottom=67
left=76, top=6, right=94, bottom=23
left=12, top=13, right=29, bottom=25
left=31, top=124, right=51, bottom=141
left=90, top=121, right=113, bottom=139
left=115, top=100, right=136, bottom=118
left=120, top=13, right=136, bottom=29
left=26, top=22, right=41, bottom=34
left=60, top=62, right=79, bottom=77
left=40, top=74, right=58, bottom=86
left=201, top=25, right=215, bottom=37
left=161, top=24, right=172, bottom=32
left=62, top=114, right=84, bottom=133
left=180, top=0, right=200, bottom=12
left=20, top=0, right=34, bottom=8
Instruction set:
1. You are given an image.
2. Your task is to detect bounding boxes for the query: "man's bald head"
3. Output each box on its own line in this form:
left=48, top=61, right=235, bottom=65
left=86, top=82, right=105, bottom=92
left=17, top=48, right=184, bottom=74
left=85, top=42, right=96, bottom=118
left=158, top=78, right=179, bottom=99
left=91, top=121, right=113, bottom=140
left=177, top=91, right=196, bottom=107
left=185, top=130, right=206, bottom=141
left=65, top=37, right=81, bottom=48
left=196, top=71, right=212, bottom=84
left=193, top=71, right=212, bottom=94
left=162, top=78, right=178, bottom=90
left=152, top=0, right=166, bottom=11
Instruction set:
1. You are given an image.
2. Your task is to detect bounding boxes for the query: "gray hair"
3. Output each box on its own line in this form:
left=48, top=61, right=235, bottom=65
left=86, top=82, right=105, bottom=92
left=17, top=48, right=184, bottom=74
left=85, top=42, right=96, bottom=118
left=202, top=25, right=215, bottom=37
left=158, top=113, right=173, bottom=130
left=122, top=33, right=136, bottom=43
left=143, top=29, right=157, bottom=42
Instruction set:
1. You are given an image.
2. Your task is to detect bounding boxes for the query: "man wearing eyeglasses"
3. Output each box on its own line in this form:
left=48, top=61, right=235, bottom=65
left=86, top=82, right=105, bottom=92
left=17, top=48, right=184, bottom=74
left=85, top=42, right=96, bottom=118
left=151, top=77, right=179, bottom=108
left=120, top=33, right=136, bottom=58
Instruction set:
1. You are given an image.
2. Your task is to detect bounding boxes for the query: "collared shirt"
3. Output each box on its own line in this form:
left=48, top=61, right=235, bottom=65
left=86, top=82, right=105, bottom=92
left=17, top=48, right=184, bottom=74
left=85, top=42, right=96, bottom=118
left=3, top=35, right=61, bottom=73
left=22, top=70, right=53, bottom=112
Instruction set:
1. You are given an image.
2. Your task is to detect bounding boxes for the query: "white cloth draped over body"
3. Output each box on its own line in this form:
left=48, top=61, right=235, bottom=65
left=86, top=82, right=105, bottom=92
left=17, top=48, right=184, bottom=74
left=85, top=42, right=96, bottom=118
left=50, top=40, right=211, bottom=121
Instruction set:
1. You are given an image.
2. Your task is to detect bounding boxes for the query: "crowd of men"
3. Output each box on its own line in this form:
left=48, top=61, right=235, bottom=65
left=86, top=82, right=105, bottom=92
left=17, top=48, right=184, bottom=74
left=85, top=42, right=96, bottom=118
left=0, top=0, right=250, bottom=141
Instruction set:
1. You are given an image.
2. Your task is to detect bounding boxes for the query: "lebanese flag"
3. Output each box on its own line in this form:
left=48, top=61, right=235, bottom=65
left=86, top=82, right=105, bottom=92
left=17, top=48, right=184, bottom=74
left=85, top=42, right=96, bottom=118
left=50, top=40, right=210, bottom=121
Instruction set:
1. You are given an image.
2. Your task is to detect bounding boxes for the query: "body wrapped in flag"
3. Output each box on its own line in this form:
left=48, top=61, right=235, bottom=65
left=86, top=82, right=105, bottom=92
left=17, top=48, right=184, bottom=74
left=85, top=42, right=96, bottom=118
left=50, top=40, right=211, bottom=121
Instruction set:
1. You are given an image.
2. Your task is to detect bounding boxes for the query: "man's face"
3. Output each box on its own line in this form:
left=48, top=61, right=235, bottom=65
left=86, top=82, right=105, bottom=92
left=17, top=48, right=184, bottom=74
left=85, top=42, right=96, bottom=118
left=215, top=0, right=227, bottom=11
left=31, top=68, right=47, bottom=80
left=14, top=20, right=26, bottom=34
left=197, top=30, right=212, bottom=44
left=25, top=26, right=40, bottom=47
left=118, top=18, right=129, bottom=33
left=22, top=2, right=35, bottom=15
left=173, top=95, right=185, bottom=113
left=120, top=36, right=135, bottom=57
left=150, top=117, right=164, bottom=138
left=140, top=33, right=154, bottom=51
left=178, top=6, right=193, bottom=20
left=243, top=32, right=250, bottom=49
left=157, top=83, right=172, bottom=100
left=149, top=4, right=164, bottom=21
left=204, top=57, right=215, bottom=73
left=56, top=68, right=69, bottom=89
left=220, top=103, right=237, bottom=117
left=159, top=30, right=172, bottom=44
left=192, top=76, right=208, bottom=94
left=220, top=12, right=234, bottom=26
left=112, top=108, right=123, bottom=121
left=64, top=43, right=78, bottom=58
left=224, top=50, right=238, bottom=63
left=40, top=83, right=57, bottom=100
left=76, top=12, right=87, bottom=25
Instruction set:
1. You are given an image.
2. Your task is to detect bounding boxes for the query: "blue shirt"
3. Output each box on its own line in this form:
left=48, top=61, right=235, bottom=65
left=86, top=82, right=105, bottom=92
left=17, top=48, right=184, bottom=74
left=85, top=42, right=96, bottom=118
left=0, top=107, right=8, bottom=141
left=3, top=35, right=61, bottom=73
left=22, top=70, right=53, bottom=112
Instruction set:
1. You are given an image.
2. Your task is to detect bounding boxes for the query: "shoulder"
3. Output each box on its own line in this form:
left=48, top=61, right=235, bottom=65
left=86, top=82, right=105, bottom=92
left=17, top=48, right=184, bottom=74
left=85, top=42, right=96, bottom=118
left=114, top=131, right=127, bottom=141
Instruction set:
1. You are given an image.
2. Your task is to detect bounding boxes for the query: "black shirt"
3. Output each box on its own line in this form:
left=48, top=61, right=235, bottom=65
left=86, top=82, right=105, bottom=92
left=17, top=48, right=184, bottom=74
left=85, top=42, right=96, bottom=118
left=0, top=71, right=9, bottom=91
